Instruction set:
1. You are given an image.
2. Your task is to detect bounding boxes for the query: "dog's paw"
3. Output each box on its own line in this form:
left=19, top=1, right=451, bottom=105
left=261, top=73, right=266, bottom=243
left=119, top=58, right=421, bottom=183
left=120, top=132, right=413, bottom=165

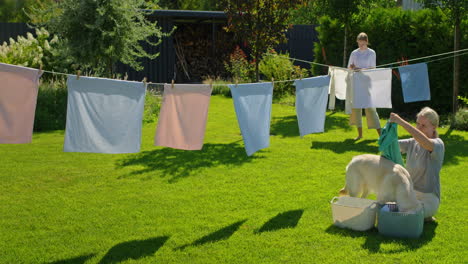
left=339, top=188, right=348, bottom=196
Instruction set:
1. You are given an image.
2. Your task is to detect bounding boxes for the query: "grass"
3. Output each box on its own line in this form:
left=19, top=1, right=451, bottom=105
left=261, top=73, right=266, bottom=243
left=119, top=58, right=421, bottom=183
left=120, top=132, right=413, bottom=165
left=0, top=95, right=467, bottom=264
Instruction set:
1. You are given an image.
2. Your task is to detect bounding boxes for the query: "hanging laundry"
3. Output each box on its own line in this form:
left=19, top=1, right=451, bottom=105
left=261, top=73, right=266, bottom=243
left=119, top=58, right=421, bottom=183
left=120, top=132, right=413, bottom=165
left=294, top=76, right=330, bottom=137
left=155, top=84, right=212, bottom=150
left=328, top=67, right=348, bottom=109
left=398, top=63, right=430, bottom=103
left=378, top=121, right=404, bottom=166
left=64, top=76, right=146, bottom=153
left=328, top=67, right=354, bottom=114
left=0, top=62, right=42, bottom=144
left=352, top=68, right=392, bottom=109
left=228, top=82, right=273, bottom=156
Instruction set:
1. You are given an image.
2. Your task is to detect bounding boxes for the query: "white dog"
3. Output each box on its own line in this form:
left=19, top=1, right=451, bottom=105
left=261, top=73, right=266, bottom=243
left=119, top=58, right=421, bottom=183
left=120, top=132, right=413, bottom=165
left=340, top=154, right=421, bottom=212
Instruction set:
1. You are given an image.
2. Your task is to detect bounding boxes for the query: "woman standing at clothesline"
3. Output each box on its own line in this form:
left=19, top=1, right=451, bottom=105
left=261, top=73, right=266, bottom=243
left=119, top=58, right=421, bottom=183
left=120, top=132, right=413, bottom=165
left=348, top=32, right=381, bottom=140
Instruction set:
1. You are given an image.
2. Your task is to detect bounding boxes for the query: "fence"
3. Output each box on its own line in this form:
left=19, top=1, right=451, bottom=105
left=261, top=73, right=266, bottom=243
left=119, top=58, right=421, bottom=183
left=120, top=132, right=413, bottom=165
left=0, top=15, right=317, bottom=83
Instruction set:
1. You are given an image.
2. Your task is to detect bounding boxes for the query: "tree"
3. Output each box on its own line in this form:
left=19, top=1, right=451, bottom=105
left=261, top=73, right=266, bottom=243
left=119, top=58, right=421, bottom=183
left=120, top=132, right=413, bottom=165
left=417, top=0, right=468, bottom=116
left=316, top=0, right=362, bottom=67
left=41, top=0, right=171, bottom=77
left=0, top=0, right=28, bottom=22
left=313, top=0, right=390, bottom=67
left=291, top=0, right=396, bottom=67
left=222, top=0, right=303, bottom=81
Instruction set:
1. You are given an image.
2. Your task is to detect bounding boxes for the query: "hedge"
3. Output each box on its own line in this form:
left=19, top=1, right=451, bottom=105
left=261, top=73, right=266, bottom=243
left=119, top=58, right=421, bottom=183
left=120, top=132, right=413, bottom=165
left=312, top=7, right=468, bottom=116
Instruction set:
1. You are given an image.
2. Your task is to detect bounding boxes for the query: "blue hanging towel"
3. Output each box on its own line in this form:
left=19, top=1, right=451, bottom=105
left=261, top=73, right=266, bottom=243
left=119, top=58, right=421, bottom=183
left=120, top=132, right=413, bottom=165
left=398, top=63, right=430, bottom=103
left=294, top=76, right=330, bottom=137
left=64, top=76, right=147, bottom=153
left=378, top=121, right=404, bottom=166
left=228, top=82, right=273, bottom=156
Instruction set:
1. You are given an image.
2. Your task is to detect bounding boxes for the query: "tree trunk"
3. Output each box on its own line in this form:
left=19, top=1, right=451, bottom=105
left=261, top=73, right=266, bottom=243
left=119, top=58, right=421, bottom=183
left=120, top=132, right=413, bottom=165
left=255, top=52, right=260, bottom=82
left=108, top=58, right=114, bottom=78
left=343, top=25, right=347, bottom=68
left=255, top=0, right=260, bottom=82
left=452, top=16, right=460, bottom=117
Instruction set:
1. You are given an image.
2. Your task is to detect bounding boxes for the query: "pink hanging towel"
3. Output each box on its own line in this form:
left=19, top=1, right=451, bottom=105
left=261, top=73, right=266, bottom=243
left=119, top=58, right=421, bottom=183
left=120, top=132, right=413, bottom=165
left=155, top=84, right=212, bottom=150
left=0, top=63, right=42, bottom=144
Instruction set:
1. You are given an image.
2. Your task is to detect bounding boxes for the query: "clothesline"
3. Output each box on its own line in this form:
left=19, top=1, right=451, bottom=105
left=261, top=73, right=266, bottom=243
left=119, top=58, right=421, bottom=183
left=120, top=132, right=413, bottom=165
left=40, top=69, right=167, bottom=85
left=0, top=53, right=437, bottom=155
left=273, top=47, right=468, bottom=69
left=377, top=48, right=468, bottom=68
left=7, top=47, right=468, bottom=87
left=257, top=50, right=468, bottom=85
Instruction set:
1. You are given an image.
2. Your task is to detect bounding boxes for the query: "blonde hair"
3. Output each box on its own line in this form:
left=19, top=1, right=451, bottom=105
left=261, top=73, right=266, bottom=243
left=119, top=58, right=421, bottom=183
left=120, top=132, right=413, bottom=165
left=356, top=32, right=368, bottom=42
left=417, top=107, right=439, bottom=128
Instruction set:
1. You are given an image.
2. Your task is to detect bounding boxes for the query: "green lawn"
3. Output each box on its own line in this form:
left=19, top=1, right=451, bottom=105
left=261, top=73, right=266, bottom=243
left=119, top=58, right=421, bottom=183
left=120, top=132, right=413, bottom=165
left=1, top=95, right=466, bottom=264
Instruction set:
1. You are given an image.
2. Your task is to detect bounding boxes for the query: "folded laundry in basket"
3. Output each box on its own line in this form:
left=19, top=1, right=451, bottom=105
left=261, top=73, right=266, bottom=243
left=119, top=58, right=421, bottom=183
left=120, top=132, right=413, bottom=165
left=381, top=203, right=399, bottom=212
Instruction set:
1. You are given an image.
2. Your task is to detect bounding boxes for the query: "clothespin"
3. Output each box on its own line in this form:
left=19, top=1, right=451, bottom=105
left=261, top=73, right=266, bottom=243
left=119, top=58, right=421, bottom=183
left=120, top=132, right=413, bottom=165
left=142, top=77, right=147, bottom=85
left=171, top=79, right=175, bottom=89
left=76, top=70, right=81, bottom=80
left=300, top=72, right=303, bottom=80
left=271, top=77, right=274, bottom=89
left=39, top=64, right=43, bottom=76
left=235, top=78, right=238, bottom=88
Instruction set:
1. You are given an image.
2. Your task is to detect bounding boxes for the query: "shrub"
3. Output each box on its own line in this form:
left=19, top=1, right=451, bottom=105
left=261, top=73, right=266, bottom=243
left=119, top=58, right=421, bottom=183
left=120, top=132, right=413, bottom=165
left=459, top=95, right=468, bottom=107
left=453, top=96, right=468, bottom=130
left=0, top=28, right=76, bottom=77
left=224, top=46, right=254, bottom=83
left=143, top=90, right=162, bottom=124
left=453, top=109, right=468, bottom=131
left=203, top=78, right=232, bottom=97
left=34, top=78, right=68, bottom=131
left=0, top=28, right=53, bottom=69
left=44, top=0, right=170, bottom=77
left=259, top=50, right=308, bottom=99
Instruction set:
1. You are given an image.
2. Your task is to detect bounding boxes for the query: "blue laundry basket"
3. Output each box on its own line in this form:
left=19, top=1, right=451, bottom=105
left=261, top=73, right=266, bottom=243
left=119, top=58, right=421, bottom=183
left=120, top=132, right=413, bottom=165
left=377, top=205, right=424, bottom=238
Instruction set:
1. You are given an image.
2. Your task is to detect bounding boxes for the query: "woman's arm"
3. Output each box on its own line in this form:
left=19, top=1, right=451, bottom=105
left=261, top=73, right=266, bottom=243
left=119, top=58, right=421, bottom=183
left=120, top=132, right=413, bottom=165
left=348, top=52, right=356, bottom=69
left=389, top=113, right=435, bottom=152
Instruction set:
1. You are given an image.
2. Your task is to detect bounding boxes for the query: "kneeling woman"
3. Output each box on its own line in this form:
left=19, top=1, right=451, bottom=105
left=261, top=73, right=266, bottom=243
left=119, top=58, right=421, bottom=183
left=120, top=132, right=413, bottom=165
left=389, top=107, right=444, bottom=222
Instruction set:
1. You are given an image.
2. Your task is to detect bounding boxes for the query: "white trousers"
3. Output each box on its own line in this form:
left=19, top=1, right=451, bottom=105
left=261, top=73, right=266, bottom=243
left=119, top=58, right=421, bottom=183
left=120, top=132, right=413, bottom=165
left=349, top=108, right=381, bottom=129
left=416, top=191, right=440, bottom=218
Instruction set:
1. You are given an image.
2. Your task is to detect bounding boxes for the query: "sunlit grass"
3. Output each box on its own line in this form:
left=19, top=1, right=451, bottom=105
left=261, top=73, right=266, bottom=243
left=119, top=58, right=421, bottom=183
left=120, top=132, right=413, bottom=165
left=0, top=95, right=466, bottom=264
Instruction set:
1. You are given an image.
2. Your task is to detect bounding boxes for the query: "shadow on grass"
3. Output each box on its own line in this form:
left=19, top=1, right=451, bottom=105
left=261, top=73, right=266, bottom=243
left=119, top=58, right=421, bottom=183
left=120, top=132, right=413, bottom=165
left=116, top=143, right=261, bottom=183
left=45, top=254, right=96, bottom=264
left=255, top=209, right=304, bottom=234
left=325, top=111, right=353, bottom=132
left=270, top=115, right=299, bottom=137
left=175, top=220, right=247, bottom=250
left=269, top=112, right=352, bottom=138
left=98, top=236, right=169, bottom=264
left=440, top=128, right=468, bottom=166
left=311, top=139, right=378, bottom=154
left=325, top=222, right=437, bottom=253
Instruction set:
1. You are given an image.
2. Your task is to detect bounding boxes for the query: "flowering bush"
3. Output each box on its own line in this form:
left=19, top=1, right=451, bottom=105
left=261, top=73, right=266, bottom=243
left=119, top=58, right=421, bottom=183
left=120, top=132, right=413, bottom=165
left=224, top=45, right=254, bottom=83
left=0, top=28, right=56, bottom=68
